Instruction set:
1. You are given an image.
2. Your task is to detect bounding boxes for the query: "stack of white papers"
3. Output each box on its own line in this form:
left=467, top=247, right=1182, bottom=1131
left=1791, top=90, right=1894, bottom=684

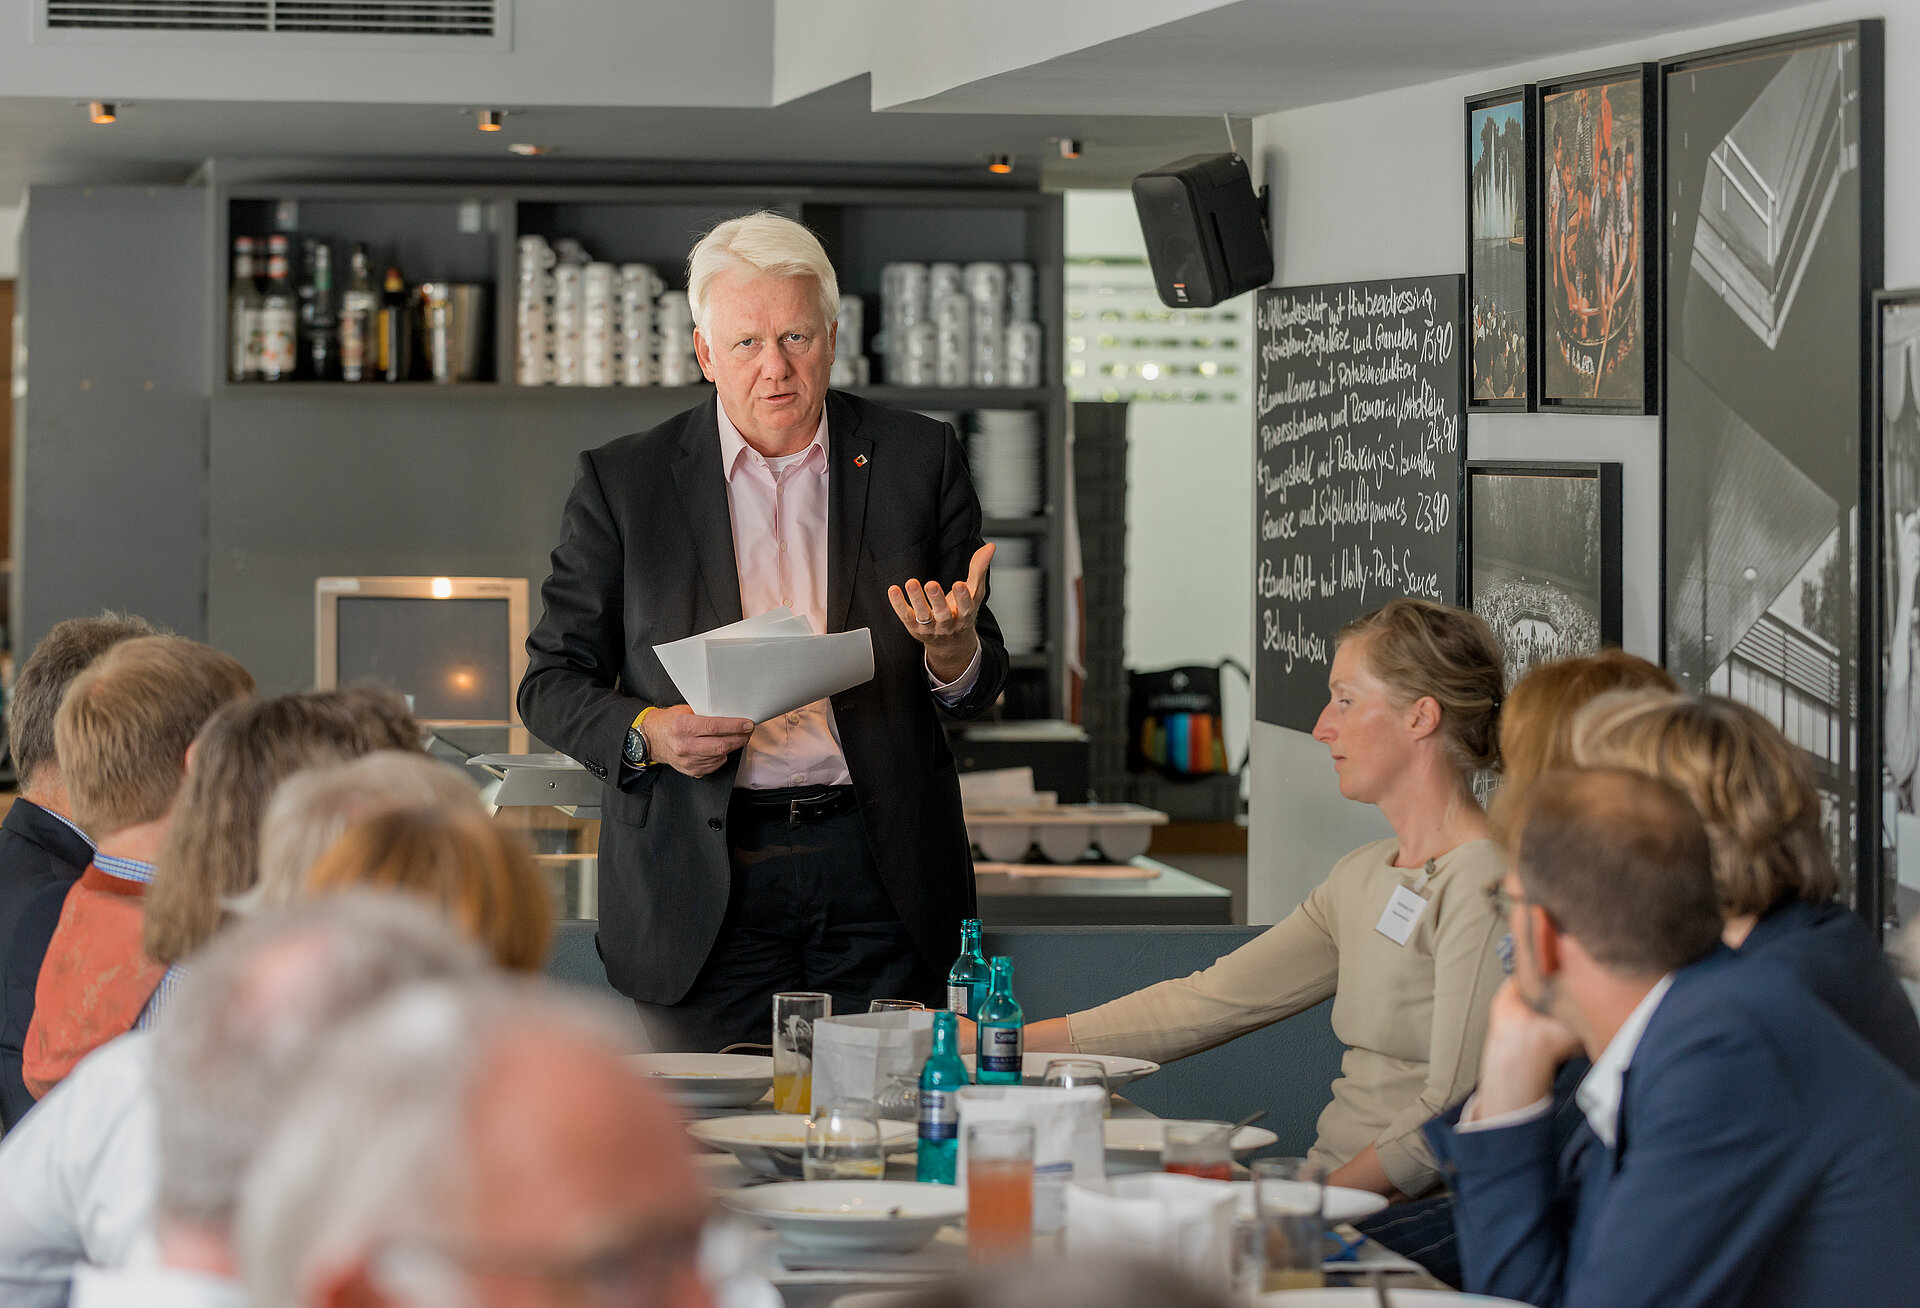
left=653, top=608, right=875, bottom=723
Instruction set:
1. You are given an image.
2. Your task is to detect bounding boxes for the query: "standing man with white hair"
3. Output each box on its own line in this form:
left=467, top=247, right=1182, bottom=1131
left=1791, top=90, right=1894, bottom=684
left=520, top=211, right=1008, bottom=1050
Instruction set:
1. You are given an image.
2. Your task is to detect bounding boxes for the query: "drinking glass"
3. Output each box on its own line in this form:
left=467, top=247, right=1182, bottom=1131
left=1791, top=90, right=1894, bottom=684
left=772, top=992, right=830, bottom=1114
left=869, top=999, right=927, bottom=1013
left=965, top=1119, right=1035, bottom=1263
left=804, top=1098, right=886, bottom=1181
left=1042, top=1058, right=1112, bottom=1117
left=1162, top=1120, right=1235, bottom=1181
left=1253, top=1156, right=1327, bottom=1290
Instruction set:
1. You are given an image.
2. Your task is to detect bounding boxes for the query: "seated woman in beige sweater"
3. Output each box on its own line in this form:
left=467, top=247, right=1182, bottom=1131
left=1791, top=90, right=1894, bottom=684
left=1024, top=599, right=1508, bottom=1201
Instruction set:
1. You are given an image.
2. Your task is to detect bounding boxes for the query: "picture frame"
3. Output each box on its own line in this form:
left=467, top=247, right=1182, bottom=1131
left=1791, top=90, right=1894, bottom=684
left=1658, top=20, right=1883, bottom=922
left=1464, top=461, right=1623, bottom=689
left=1535, top=63, right=1659, bottom=415
left=1466, top=85, right=1537, bottom=412
left=1867, top=288, right=1920, bottom=939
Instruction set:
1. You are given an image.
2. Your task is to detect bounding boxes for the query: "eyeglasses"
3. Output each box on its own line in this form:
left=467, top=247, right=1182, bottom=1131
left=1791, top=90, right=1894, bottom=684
left=378, top=1215, right=707, bottom=1308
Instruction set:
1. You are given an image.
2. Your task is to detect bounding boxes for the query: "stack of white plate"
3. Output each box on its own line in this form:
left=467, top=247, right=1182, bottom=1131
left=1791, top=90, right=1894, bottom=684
left=991, top=565, right=1044, bottom=654
left=969, top=410, right=1043, bottom=518
left=985, top=536, right=1033, bottom=567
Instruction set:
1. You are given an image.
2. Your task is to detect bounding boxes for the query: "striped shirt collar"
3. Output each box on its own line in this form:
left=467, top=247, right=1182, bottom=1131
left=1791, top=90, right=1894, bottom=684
left=46, top=807, right=97, bottom=853
left=94, top=853, right=157, bottom=885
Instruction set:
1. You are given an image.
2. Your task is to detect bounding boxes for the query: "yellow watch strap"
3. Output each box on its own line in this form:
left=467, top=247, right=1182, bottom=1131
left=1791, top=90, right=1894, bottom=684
left=632, top=707, right=657, bottom=767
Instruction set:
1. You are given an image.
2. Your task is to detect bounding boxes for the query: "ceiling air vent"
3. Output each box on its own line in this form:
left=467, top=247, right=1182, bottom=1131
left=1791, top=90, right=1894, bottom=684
left=41, top=1, right=503, bottom=40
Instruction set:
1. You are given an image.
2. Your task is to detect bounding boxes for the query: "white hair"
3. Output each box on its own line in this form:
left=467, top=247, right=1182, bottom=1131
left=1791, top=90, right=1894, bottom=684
left=239, top=750, right=485, bottom=916
left=686, top=210, right=840, bottom=336
left=236, top=978, right=645, bottom=1308
left=151, top=892, right=490, bottom=1233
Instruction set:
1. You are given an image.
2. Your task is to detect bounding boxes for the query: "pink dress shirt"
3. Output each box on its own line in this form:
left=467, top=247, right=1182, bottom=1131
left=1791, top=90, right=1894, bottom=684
left=715, top=399, right=979, bottom=791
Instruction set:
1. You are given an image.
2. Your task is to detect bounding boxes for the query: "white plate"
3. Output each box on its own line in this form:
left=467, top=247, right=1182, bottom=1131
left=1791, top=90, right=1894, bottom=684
left=629, top=1053, right=772, bottom=1109
left=1105, top=1106, right=1282, bottom=1160
left=1258, top=1293, right=1534, bottom=1306
left=1226, top=1180, right=1390, bottom=1224
left=724, top=1181, right=967, bottom=1253
left=958, top=1051, right=1161, bottom=1087
left=687, top=1115, right=918, bottom=1179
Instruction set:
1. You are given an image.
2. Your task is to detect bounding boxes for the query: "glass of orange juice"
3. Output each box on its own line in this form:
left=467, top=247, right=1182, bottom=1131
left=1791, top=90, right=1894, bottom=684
left=964, top=1119, right=1035, bottom=1264
left=772, top=992, right=830, bottom=1114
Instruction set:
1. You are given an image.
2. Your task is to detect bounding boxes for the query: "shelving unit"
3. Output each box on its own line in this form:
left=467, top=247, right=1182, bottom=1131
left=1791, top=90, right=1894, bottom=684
left=209, top=182, right=1070, bottom=713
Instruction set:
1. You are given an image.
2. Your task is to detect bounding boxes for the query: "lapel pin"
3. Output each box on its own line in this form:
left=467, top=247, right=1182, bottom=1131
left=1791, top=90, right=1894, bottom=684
left=854, top=454, right=868, bottom=468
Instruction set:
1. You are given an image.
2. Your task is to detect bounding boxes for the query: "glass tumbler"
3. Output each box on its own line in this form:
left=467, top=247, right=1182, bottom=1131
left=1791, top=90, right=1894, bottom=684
left=804, top=1098, right=886, bottom=1181
left=1253, top=1156, right=1327, bottom=1291
left=965, top=1119, right=1035, bottom=1264
left=1162, top=1120, right=1235, bottom=1181
left=1042, top=1058, right=1112, bottom=1117
left=772, top=991, right=830, bottom=1114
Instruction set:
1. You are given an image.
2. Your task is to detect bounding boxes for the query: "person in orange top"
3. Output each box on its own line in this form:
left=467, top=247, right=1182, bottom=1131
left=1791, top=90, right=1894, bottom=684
left=22, top=636, right=252, bottom=1099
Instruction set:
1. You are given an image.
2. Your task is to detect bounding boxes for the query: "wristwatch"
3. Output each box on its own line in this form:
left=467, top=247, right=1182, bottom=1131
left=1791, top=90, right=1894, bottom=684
left=624, top=710, right=653, bottom=768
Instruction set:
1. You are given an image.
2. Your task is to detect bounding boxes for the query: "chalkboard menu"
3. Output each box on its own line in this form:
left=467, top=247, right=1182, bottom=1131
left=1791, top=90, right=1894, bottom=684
left=1253, top=276, right=1466, bottom=731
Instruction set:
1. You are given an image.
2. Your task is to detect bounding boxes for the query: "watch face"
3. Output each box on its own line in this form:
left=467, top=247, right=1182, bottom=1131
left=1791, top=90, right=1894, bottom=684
left=625, top=727, right=646, bottom=765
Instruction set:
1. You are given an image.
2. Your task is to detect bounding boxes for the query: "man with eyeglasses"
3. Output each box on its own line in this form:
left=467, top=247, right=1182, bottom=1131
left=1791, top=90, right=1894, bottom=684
left=1429, top=767, right=1920, bottom=1308
left=236, top=980, right=719, bottom=1308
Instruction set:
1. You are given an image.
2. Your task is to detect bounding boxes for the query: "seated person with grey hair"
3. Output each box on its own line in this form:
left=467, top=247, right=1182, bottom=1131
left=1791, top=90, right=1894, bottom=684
left=237, top=979, right=711, bottom=1308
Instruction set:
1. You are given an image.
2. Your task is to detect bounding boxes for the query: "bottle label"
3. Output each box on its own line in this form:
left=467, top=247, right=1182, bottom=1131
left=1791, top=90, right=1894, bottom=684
left=259, top=306, right=297, bottom=377
left=918, top=1089, right=958, bottom=1142
left=981, top=1025, right=1022, bottom=1075
left=946, top=984, right=970, bottom=1016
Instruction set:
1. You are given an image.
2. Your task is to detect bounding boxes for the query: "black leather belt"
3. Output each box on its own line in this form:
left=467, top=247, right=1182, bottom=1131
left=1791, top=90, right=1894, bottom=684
left=731, top=785, right=858, bottom=826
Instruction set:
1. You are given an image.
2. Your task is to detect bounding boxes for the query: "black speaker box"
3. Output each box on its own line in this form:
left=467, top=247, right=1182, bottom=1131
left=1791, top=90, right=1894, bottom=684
left=1130, top=153, right=1273, bottom=309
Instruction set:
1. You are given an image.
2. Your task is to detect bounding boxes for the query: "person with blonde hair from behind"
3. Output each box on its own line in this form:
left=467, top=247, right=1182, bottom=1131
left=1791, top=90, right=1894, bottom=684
left=1017, top=598, right=1508, bottom=1202
left=1573, top=691, right=1920, bottom=1081
left=25, top=636, right=254, bottom=1099
left=1485, top=648, right=1676, bottom=842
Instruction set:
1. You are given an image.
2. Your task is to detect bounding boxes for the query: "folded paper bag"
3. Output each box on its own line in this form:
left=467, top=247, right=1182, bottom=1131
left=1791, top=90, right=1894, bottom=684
left=1063, top=1173, right=1240, bottom=1294
left=811, top=1011, right=933, bottom=1109
left=955, top=1084, right=1105, bottom=1234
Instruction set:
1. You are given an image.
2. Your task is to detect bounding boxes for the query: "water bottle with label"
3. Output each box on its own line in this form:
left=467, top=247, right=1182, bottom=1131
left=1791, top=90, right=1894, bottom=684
left=975, top=956, right=1024, bottom=1085
left=946, top=918, right=990, bottom=1016
left=916, top=1010, right=969, bottom=1183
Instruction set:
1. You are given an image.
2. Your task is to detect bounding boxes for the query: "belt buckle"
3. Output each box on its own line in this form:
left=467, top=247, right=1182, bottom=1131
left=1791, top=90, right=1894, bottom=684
left=789, top=797, right=802, bottom=826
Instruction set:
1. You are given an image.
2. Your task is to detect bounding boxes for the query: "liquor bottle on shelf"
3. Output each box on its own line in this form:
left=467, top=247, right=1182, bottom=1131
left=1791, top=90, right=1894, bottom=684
left=228, top=235, right=262, bottom=382
left=946, top=918, right=990, bottom=1018
left=296, top=238, right=318, bottom=374
left=376, top=266, right=412, bottom=382
left=339, top=245, right=376, bottom=382
left=975, top=956, right=1025, bottom=1085
left=916, top=1010, right=969, bottom=1185
left=306, top=244, right=337, bottom=381
left=256, top=235, right=299, bottom=382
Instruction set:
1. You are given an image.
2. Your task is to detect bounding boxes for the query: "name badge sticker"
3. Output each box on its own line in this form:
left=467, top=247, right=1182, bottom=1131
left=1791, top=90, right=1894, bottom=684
left=1375, top=883, right=1430, bottom=946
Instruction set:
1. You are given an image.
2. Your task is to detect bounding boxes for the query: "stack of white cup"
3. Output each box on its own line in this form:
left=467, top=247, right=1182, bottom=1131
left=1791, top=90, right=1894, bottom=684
left=552, top=264, right=585, bottom=387
left=1008, top=263, right=1037, bottom=324
left=829, top=293, right=871, bottom=388
left=582, top=263, right=618, bottom=387
left=657, top=291, right=698, bottom=386
left=1006, top=322, right=1044, bottom=388
left=515, top=236, right=555, bottom=386
left=617, top=264, right=661, bottom=387
left=934, top=290, right=973, bottom=387
left=880, top=262, right=929, bottom=385
left=966, top=262, right=1009, bottom=386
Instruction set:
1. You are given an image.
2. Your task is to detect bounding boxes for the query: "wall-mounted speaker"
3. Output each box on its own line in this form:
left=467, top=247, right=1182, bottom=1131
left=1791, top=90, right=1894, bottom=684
left=1130, top=153, right=1273, bottom=309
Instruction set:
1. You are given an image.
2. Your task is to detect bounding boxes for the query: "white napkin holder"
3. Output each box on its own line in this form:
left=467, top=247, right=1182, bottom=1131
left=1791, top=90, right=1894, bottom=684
left=955, top=1084, right=1105, bottom=1234
left=1064, top=1173, right=1239, bottom=1294
left=809, top=1010, right=933, bottom=1109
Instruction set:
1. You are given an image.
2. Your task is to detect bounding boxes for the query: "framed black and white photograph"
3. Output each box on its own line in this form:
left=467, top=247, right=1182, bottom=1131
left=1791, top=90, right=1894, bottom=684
left=1536, top=63, right=1658, bottom=414
left=1467, top=85, right=1536, bottom=412
left=1661, top=21, right=1883, bottom=909
left=1870, top=289, right=1920, bottom=935
left=1466, top=461, right=1623, bottom=689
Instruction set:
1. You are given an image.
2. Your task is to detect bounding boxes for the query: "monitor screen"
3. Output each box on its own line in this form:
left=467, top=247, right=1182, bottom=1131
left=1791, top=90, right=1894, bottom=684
left=335, top=596, right=514, bottom=722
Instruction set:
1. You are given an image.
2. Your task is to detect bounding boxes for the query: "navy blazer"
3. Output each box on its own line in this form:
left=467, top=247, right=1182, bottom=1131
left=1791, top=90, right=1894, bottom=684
left=0, top=800, right=92, bottom=1129
left=1428, top=950, right=1920, bottom=1308
left=519, top=391, right=1008, bottom=1005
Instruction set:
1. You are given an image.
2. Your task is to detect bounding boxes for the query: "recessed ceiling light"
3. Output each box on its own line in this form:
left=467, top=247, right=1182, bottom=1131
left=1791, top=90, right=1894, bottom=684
left=1057, top=139, right=1083, bottom=159
left=87, top=101, right=117, bottom=125
left=508, top=143, right=556, bottom=156
left=988, top=153, right=1014, bottom=174
left=477, top=109, right=505, bottom=132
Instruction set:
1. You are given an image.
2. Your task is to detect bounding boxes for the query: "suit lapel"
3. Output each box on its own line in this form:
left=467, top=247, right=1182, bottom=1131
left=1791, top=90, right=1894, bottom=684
left=669, top=397, right=744, bottom=628
left=827, top=391, right=874, bottom=635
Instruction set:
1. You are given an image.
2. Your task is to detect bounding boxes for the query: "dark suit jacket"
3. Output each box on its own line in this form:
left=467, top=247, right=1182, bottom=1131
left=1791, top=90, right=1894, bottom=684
left=0, top=800, right=92, bottom=1128
left=519, top=391, right=1008, bottom=1004
left=1428, top=950, right=1920, bottom=1308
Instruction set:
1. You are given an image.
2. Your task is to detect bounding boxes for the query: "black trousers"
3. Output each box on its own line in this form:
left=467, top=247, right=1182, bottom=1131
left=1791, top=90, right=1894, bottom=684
left=633, top=788, right=943, bottom=1052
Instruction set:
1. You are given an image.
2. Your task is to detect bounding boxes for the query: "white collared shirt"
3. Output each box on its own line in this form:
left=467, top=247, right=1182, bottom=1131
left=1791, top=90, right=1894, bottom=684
left=1456, top=973, right=1676, bottom=1146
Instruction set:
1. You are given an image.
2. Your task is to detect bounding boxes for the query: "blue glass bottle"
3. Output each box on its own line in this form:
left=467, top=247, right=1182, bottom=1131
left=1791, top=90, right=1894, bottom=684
left=975, top=956, right=1025, bottom=1085
left=917, top=1011, right=969, bottom=1184
left=946, top=918, right=991, bottom=1017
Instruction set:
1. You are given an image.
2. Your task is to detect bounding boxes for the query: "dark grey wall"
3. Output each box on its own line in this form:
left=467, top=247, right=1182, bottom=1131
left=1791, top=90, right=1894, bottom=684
left=12, top=187, right=210, bottom=651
